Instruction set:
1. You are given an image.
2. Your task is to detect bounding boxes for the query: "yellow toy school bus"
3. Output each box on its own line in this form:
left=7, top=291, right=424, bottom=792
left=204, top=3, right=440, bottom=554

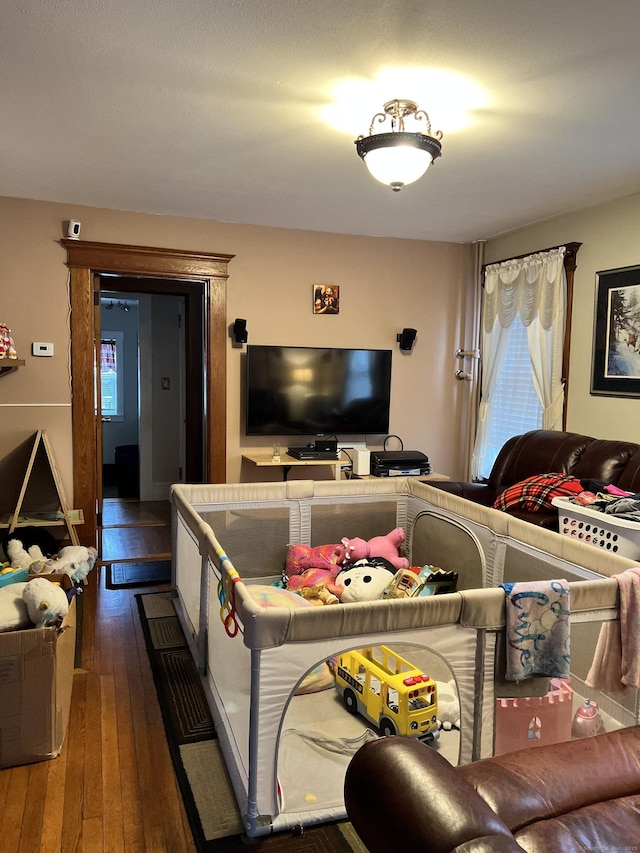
left=335, top=645, right=439, bottom=741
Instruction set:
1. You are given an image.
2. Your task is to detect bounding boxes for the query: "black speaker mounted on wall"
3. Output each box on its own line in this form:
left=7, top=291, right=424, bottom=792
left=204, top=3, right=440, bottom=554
left=397, top=328, right=417, bottom=351
left=233, top=318, right=248, bottom=344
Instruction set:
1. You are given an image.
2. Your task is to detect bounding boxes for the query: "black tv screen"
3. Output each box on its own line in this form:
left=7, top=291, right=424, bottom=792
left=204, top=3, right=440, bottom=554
left=245, top=345, right=392, bottom=436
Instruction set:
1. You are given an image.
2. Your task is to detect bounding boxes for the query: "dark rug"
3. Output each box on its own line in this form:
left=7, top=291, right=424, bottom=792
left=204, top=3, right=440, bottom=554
left=136, top=592, right=364, bottom=852
left=106, top=560, right=171, bottom=588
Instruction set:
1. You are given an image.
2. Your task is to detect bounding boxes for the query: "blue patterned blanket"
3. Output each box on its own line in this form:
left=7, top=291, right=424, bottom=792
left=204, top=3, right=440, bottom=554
left=501, top=580, right=570, bottom=681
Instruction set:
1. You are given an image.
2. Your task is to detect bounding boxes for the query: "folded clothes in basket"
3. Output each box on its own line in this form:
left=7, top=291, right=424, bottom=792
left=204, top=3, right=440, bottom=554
left=603, top=497, right=640, bottom=521
left=501, top=580, right=571, bottom=682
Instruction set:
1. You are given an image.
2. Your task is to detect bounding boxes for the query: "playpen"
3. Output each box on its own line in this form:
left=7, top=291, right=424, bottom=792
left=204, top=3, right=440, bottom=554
left=170, top=477, right=640, bottom=838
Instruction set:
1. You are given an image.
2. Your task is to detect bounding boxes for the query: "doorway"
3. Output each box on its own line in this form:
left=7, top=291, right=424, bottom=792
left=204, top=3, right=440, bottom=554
left=98, top=285, right=192, bottom=564
left=64, top=240, right=234, bottom=554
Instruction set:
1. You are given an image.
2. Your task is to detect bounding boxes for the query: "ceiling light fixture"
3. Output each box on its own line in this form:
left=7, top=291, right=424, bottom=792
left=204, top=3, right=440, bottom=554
left=355, top=99, right=443, bottom=192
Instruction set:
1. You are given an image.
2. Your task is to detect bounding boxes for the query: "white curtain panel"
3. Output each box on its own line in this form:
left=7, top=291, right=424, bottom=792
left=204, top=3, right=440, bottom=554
left=471, top=247, right=567, bottom=480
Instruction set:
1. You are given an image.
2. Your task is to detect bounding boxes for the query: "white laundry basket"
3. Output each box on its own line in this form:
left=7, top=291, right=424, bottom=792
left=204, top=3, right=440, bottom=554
left=552, top=496, right=640, bottom=559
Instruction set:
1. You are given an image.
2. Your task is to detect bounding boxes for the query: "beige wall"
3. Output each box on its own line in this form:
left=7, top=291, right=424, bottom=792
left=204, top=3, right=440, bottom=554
left=0, top=195, right=474, bottom=507
left=485, top=192, right=640, bottom=445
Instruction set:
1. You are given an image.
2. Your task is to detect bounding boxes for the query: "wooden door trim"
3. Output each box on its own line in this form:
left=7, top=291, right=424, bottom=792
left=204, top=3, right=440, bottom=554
left=62, top=239, right=234, bottom=545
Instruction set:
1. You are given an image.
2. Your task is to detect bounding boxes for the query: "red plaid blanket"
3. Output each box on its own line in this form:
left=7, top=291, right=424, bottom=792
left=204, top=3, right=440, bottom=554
left=493, top=473, right=584, bottom=512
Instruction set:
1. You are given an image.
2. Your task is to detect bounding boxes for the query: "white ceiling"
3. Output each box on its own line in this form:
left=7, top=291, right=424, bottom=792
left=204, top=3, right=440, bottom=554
left=3, top=0, right=640, bottom=242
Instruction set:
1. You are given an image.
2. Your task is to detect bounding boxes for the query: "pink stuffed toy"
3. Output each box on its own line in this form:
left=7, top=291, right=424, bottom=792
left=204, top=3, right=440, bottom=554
left=334, top=527, right=409, bottom=571
left=284, top=543, right=340, bottom=578
left=286, top=567, right=344, bottom=602
left=283, top=543, right=343, bottom=603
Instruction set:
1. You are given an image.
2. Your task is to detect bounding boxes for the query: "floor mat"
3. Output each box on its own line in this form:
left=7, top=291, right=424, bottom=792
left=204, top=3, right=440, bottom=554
left=136, top=592, right=366, bottom=852
left=106, top=560, right=171, bottom=588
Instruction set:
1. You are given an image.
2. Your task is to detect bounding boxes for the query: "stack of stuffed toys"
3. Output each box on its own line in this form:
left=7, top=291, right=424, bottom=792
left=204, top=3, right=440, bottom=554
left=2, top=526, right=98, bottom=584
left=282, top=527, right=454, bottom=604
left=0, top=526, right=97, bottom=633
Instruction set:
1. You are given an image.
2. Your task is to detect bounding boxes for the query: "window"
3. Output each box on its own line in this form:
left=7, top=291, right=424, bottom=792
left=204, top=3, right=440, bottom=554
left=100, top=331, right=124, bottom=419
left=482, top=319, right=542, bottom=476
left=471, top=247, right=568, bottom=482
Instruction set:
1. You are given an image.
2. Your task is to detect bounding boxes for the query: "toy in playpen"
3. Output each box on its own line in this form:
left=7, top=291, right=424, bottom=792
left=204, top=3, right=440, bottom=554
left=572, top=699, right=603, bottom=738
left=494, top=677, right=573, bottom=754
left=216, top=551, right=241, bottom=637
left=382, top=565, right=458, bottom=599
left=335, top=645, right=439, bottom=742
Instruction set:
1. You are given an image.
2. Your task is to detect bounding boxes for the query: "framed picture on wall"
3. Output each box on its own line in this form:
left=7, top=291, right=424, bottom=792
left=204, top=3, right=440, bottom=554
left=591, top=264, right=640, bottom=397
left=313, top=284, right=340, bottom=314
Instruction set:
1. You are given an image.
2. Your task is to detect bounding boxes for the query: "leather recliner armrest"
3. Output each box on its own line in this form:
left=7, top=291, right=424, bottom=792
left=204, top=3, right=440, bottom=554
left=344, top=737, right=525, bottom=853
left=428, top=481, right=496, bottom=506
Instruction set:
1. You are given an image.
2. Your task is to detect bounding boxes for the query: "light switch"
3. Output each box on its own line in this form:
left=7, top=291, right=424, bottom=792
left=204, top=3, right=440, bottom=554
left=161, top=377, right=170, bottom=390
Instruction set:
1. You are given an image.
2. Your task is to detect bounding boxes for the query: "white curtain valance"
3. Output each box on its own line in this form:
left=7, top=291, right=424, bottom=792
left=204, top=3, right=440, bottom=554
left=483, top=246, right=566, bottom=331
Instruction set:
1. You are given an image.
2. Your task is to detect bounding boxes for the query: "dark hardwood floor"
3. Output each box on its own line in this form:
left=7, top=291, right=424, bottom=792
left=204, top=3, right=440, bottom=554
left=0, top=500, right=195, bottom=852
left=101, top=499, right=171, bottom=565
left=102, top=499, right=171, bottom=528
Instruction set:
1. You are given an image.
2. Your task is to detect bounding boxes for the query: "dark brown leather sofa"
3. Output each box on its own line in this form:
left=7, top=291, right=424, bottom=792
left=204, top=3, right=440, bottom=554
left=430, top=429, right=640, bottom=528
left=344, top=728, right=640, bottom=853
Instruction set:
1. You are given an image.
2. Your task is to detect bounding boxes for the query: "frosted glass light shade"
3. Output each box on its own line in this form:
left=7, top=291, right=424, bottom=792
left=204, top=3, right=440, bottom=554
left=355, top=127, right=442, bottom=191
left=363, top=145, right=433, bottom=188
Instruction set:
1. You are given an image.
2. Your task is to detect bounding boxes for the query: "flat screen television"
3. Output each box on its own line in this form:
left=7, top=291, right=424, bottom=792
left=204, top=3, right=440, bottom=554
left=245, top=345, right=392, bottom=436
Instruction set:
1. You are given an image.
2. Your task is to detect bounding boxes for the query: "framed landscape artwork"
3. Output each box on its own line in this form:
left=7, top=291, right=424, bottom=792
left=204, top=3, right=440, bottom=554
left=591, top=264, right=640, bottom=397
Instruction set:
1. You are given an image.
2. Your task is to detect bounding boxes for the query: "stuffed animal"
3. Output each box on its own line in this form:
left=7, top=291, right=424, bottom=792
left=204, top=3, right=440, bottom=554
left=436, top=679, right=460, bottom=731
left=334, top=528, right=409, bottom=570
left=286, top=566, right=344, bottom=601
left=335, top=557, right=397, bottom=603
left=7, top=540, right=98, bottom=583
left=22, top=577, right=69, bottom=627
left=285, top=543, right=341, bottom=577
left=6, top=538, right=34, bottom=569
left=44, top=545, right=99, bottom=583
left=6, top=539, right=51, bottom=570
left=0, top=577, right=69, bottom=631
left=2, top=526, right=59, bottom=561
left=283, top=543, right=343, bottom=603
left=0, top=582, right=30, bottom=631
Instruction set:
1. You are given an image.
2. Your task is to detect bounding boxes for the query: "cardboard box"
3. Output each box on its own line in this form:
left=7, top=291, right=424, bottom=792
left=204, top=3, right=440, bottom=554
left=0, top=575, right=76, bottom=768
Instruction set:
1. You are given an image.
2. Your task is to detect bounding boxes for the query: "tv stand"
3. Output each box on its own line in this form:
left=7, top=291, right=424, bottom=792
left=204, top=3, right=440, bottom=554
left=241, top=451, right=346, bottom=481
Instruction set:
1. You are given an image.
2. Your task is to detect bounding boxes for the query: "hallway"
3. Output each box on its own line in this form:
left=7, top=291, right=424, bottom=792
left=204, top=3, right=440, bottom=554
left=100, top=499, right=171, bottom=565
